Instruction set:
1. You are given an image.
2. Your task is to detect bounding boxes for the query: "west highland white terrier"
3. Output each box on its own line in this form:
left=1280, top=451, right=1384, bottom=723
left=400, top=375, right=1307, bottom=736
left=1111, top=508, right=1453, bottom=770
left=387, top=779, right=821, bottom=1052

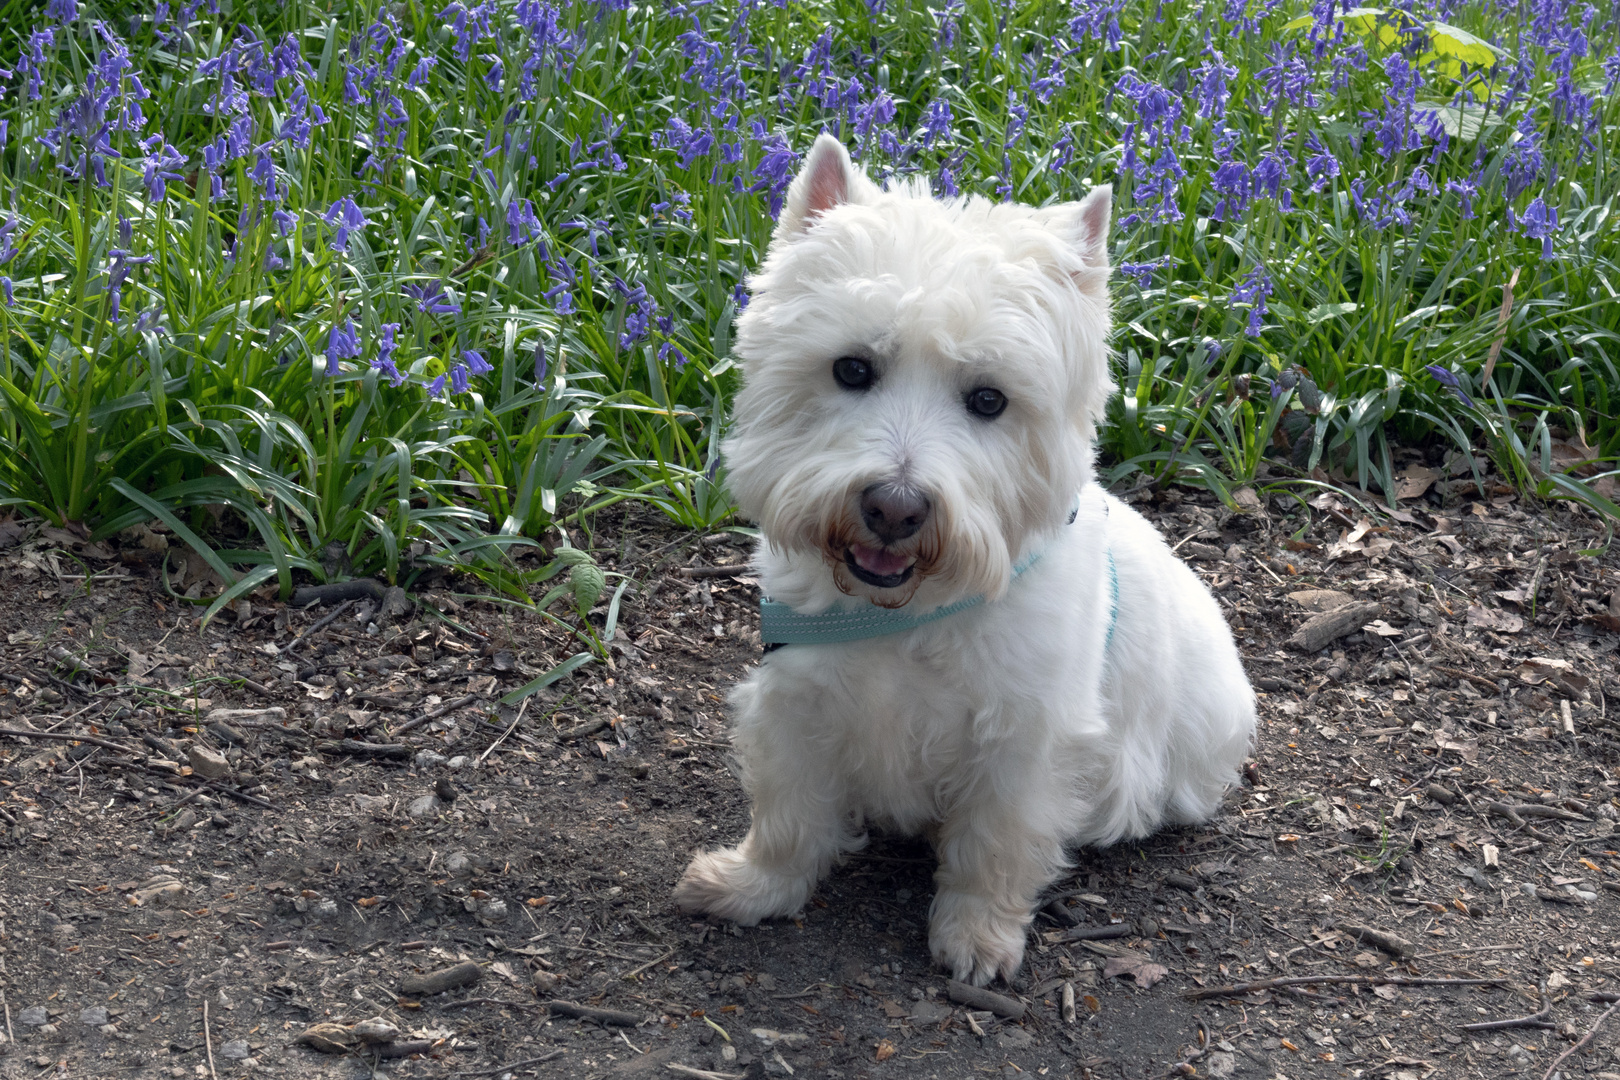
left=674, top=133, right=1257, bottom=986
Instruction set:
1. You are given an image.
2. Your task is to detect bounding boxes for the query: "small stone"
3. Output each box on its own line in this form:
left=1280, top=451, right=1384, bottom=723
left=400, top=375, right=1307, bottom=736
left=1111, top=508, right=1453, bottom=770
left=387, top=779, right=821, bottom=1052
left=407, top=794, right=443, bottom=819
left=18, top=1006, right=48, bottom=1027
left=477, top=898, right=508, bottom=923
left=352, top=1018, right=400, bottom=1045
left=219, top=1039, right=251, bottom=1060
left=314, top=898, right=339, bottom=918
left=445, top=852, right=472, bottom=874
left=447, top=755, right=471, bottom=770
left=1207, top=1050, right=1237, bottom=1078
left=189, top=744, right=230, bottom=779
left=720, top=1044, right=737, bottom=1063
left=414, top=750, right=447, bottom=769
left=532, top=970, right=559, bottom=993
left=996, top=1027, right=1035, bottom=1049
left=79, top=1006, right=109, bottom=1026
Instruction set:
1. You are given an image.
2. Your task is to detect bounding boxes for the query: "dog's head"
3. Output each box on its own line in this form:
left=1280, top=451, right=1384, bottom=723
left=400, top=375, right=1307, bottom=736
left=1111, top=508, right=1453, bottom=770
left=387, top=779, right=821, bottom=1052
left=726, top=133, right=1113, bottom=608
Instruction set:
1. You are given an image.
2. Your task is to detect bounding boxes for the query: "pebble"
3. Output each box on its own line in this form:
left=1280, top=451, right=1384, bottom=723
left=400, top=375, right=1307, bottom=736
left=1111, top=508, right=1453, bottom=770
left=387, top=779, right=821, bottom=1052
left=18, top=1006, right=47, bottom=1027
left=447, top=755, right=472, bottom=770
left=220, top=1040, right=251, bottom=1060
left=79, top=1006, right=109, bottom=1026
left=189, top=745, right=230, bottom=780
left=407, top=794, right=443, bottom=819
left=445, top=852, right=473, bottom=874
left=414, top=751, right=447, bottom=769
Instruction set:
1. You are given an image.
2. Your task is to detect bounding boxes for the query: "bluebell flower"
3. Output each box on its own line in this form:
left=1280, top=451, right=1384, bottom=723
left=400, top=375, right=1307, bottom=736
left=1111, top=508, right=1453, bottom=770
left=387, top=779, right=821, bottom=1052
left=1517, top=196, right=1559, bottom=259
left=749, top=130, right=799, bottom=218
left=1069, top=0, right=1124, bottom=51
left=372, top=322, right=405, bottom=386
left=135, top=300, right=163, bottom=334
left=1192, top=47, right=1236, bottom=121
left=1, top=278, right=13, bottom=306
left=506, top=198, right=541, bottom=246
left=462, top=349, right=493, bottom=376
left=322, top=196, right=368, bottom=251
left=46, top=0, right=76, bottom=23
left=1118, top=257, right=1170, bottom=288
left=1231, top=264, right=1273, bottom=337
left=1501, top=113, right=1545, bottom=204
left=404, top=280, right=461, bottom=316
left=1254, top=41, right=1313, bottom=115
left=324, top=317, right=362, bottom=376
left=449, top=364, right=470, bottom=394
left=427, top=373, right=447, bottom=398
left=0, top=216, right=20, bottom=266
left=139, top=136, right=186, bottom=201
left=532, top=340, right=548, bottom=385
left=104, top=249, right=153, bottom=323
left=916, top=98, right=953, bottom=148
left=406, top=57, right=437, bottom=88
left=1445, top=175, right=1478, bottom=220
left=1303, top=133, right=1339, bottom=193
left=1426, top=365, right=1474, bottom=407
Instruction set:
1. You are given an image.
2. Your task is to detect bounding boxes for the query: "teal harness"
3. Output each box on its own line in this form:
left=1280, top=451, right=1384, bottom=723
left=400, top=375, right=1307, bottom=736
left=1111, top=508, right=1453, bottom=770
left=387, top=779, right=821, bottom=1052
left=758, top=503, right=1119, bottom=650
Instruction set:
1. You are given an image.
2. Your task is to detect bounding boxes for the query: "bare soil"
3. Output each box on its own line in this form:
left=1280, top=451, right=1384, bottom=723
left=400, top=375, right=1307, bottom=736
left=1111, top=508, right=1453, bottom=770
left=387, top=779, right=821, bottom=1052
left=1, top=461, right=1619, bottom=1080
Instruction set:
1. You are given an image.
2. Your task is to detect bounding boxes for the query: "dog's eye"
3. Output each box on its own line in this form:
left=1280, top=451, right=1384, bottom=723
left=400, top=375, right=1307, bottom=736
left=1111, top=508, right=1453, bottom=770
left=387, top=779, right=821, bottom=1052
left=832, top=356, right=874, bottom=390
left=965, top=387, right=1008, bottom=419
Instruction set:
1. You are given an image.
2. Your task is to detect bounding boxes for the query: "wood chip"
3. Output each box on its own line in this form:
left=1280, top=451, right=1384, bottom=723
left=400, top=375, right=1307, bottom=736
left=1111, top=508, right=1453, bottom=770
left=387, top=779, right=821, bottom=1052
left=1287, top=602, right=1382, bottom=652
left=1338, top=923, right=1415, bottom=958
left=399, top=960, right=482, bottom=997
left=946, top=980, right=1025, bottom=1019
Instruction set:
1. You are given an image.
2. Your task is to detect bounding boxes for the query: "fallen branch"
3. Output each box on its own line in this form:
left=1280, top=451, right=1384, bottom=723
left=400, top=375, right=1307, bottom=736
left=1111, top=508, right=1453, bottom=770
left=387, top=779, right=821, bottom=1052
left=1432, top=664, right=1503, bottom=694
left=542, top=999, right=642, bottom=1027
left=315, top=739, right=412, bottom=759
left=392, top=693, right=480, bottom=736
left=1063, top=923, right=1135, bottom=942
left=673, top=565, right=750, bottom=579
left=281, top=598, right=355, bottom=656
left=1185, top=975, right=1503, bottom=1001
left=1338, top=923, right=1416, bottom=958
left=458, top=1052, right=565, bottom=1077
left=400, top=961, right=482, bottom=997
left=1461, top=994, right=1553, bottom=1032
left=291, top=580, right=387, bottom=606
left=1541, top=998, right=1620, bottom=1080
left=946, top=979, right=1025, bottom=1019
left=0, top=727, right=143, bottom=756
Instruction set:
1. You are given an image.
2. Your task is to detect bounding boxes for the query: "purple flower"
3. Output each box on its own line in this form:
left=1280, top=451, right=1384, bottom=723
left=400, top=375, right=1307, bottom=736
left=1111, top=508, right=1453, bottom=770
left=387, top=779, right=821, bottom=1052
left=461, top=349, right=493, bottom=376
left=1254, top=41, right=1314, bottom=115
left=532, top=340, right=548, bottom=384
left=372, top=322, right=405, bottom=386
left=1426, top=365, right=1474, bottom=407
left=449, top=364, right=470, bottom=394
left=324, top=316, right=361, bottom=376
left=1445, top=175, right=1478, bottom=220
left=1118, top=257, right=1170, bottom=288
left=1192, top=47, right=1237, bottom=121
left=1, top=278, right=13, bottom=306
left=426, top=373, right=447, bottom=398
left=104, top=249, right=153, bottom=323
left=916, top=98, right=953, bottom=148
left=1231, top=264, right=1273, bottom=337
left=1303, top=133, right=1339, bottom=193
left=1501, top=114, right=1545, bottom=204
left=404, top=280, right=461, bottom=316
left=0, top=216, right=19, bottom=266
left=506, top=198, right=541, bottom=246
left=406, top=57, right=436, bottom=88
left=1517, top=196, right=1559, bottom=259
left=1069, top=0, right=1124, bottom=51
left=322, top=196, right=368, bottom=251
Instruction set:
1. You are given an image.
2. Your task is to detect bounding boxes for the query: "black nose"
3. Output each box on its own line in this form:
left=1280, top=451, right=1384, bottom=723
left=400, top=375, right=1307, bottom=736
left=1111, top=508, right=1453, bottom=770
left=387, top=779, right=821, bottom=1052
left=860, top=483, right=931, bottom=544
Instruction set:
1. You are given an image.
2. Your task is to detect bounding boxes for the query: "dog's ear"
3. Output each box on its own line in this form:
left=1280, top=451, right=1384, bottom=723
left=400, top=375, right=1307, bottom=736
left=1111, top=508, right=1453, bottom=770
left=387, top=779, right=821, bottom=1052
left=1073, top=185, right=1112, bottom=270
left=776, top=133, right=864, bottom=241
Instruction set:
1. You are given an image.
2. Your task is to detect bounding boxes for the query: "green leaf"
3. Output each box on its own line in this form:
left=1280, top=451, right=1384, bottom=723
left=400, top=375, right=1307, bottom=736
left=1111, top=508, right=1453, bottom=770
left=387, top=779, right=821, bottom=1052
left=498, top=651, right=595, bottom=706
left=1426, top=21, right=1507, bottom=67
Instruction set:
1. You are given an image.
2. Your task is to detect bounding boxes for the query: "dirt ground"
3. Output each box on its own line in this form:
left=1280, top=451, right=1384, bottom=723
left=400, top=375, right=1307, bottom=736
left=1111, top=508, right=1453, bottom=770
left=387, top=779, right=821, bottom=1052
left=2, top=454, right=1619, bottom=1080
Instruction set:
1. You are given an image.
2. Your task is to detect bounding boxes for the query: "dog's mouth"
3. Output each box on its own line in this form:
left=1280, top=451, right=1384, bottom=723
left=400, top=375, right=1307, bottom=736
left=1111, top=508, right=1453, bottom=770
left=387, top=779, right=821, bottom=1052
left=844, top=544, right=916, bottom=589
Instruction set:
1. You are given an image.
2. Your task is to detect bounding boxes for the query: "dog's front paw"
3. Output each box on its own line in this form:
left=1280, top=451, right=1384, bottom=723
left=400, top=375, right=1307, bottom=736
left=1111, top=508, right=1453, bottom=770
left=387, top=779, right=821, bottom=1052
left=674, top=847, right=809, bottom=925
left=928, top=891, right=1030, bottom=986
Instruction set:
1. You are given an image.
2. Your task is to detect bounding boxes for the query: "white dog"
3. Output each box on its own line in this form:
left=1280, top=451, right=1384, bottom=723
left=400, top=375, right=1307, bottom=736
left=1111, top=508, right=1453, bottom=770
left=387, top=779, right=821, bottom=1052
left=674, top=134, right=1256, bottom=986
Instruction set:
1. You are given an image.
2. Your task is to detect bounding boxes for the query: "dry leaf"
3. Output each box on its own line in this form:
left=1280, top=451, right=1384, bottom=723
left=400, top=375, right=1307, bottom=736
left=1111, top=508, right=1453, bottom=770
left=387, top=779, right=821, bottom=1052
left=1396, top=466, right=1439, bottom=499
left=1363, top=619, right=1403, bottom=638
left=1103, top=953, right=1170, bottom=988
left=874, top=1038, right=896, bottom=1061
left=1466, top=605, right=1523, bottom=633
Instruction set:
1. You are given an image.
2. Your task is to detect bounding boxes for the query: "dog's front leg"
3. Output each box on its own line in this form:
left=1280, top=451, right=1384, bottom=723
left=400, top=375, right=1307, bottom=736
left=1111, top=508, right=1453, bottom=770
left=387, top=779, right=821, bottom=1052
left=673, top=679, right=851, bottom=925
left=927, top=763, right=1066, bottom=986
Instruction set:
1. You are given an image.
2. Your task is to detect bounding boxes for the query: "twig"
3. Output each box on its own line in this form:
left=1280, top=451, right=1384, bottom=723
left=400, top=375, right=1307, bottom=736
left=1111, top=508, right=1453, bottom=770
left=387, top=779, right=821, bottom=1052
left=1482, top=266, right=1519, bottom=386
left=1541, top=998, right=1619, bottom=1080
left=281, top=599, right=355, bottom=656
left=622, top=947, right=677, bottom=981
left=1461, top=994, right=1554, bottom=1032
left=457, top=1051, right=564, bottom=1077
left=439, top=997, right=533, bottom=1011
left=673, top=565, right=750, bottom=579
left=1185, top=975, right=1503, bottom=1001
left=666, top=1065, right=745, bottom=1080
left=0, top=727, right=143, bottom=756
left=1163, top=1017, right=1211, bottom=1078
left=203, top=999, right=218, bottom=1080
left=477, top=698, right=529, bottom=764
left=393, top=693, right=480, bottom=737
left=206, top=781, right=274, bottom=809
left=542, top=999, right=641, bottom=1027
left=3, top=987, right=13, bottom=1046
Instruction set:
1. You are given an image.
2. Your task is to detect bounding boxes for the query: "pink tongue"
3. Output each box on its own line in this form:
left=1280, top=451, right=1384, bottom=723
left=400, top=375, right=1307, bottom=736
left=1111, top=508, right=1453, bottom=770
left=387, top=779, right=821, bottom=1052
left=850, top=544, right=913, bottom=577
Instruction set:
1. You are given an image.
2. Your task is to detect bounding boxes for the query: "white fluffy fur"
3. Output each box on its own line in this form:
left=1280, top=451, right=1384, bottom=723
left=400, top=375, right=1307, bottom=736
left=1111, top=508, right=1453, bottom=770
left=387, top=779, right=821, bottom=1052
left=674, top=134, right=1257, bottom=986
